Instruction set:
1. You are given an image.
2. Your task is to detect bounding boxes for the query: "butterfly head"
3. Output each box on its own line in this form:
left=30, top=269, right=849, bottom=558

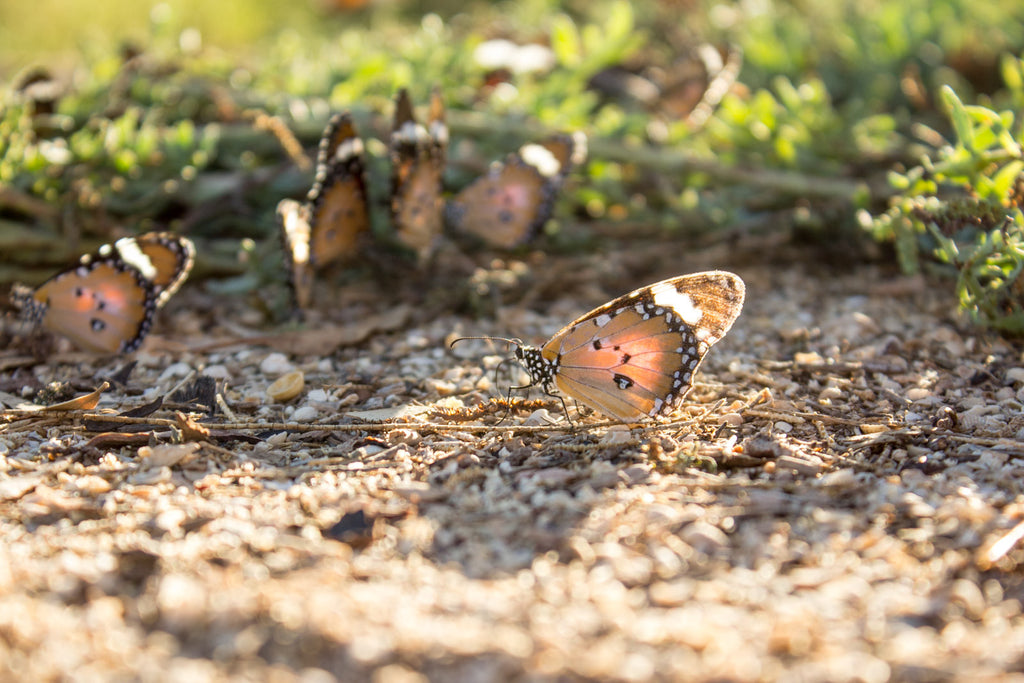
left=451, top=335, right=556, bottom=392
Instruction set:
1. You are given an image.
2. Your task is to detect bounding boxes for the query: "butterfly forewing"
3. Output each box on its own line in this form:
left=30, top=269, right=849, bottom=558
left=539, top=271, right=744, bottom=421
left=87, top=232, right=194, bottom=308
left=129, top=232, right=195, bottom=307
left=310, top=173, right=369, bottom=264
left=308, top=113, right=369, bottom=266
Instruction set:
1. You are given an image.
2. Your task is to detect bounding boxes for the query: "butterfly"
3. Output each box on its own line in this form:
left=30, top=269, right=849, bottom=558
left=453, top=271, right=745, bottom=422
left=389, top=87, right=448, bottom=262
left=445, top=131, right=586, bottom=249
left=279, top=111, right=369, bottom=309
left=587, top=43, right=742, bottom=128
left=10, top=232, right=195, bottom=354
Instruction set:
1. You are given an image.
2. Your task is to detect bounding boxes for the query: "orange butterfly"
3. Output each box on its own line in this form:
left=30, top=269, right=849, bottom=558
left=11, top=232, right=195, bottom=353
left=446, top=131, right=586, bottom=249
left=389, top=88, right=448, bottom=262
left=279, top=112, right=369, bottom=309
left=454, top=271, right=744, bottom=422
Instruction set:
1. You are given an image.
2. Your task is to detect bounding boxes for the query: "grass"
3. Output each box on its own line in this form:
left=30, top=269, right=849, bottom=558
left=2, top=0, right=1024, bottom=329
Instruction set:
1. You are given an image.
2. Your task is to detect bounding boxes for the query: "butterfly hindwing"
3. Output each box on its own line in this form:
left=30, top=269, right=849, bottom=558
left=278, top=198, right=315, bottom=310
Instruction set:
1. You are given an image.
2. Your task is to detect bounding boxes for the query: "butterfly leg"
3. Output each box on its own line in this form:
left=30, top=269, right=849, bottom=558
left=540, top=385, right=573, bottom=425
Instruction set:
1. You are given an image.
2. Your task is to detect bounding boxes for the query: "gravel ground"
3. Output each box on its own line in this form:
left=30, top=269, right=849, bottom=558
left=2, top=241, right=1024, bottom=682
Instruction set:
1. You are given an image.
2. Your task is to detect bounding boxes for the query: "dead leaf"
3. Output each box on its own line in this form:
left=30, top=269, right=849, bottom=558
left=120, top=396, right=164, bottom=418
left=137, top=443, right=202, bottom=468
left=45, top=382, right=110, bottom=411
left=175, top=411, right=211, bottom=441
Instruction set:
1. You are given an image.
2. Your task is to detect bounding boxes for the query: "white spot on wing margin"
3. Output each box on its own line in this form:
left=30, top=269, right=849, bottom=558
left=114, top=237, right=156, bottom=279
left=651, top=282, right=703, bottom=326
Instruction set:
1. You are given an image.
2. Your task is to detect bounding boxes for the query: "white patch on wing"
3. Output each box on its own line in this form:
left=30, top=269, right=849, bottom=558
left=429, top=121, right=449, bottom=145
left=395, top=121, right=426, bottom=144
left=652, top=283, right=703, bottom=326
left=335, top=137, right=364, bottom=161
left=519, top=143, right=560, bottom=177
left=114, top=237, right=156, bottom=279
left=279, top=200, right=311, bottom=265
left=594, top=313, right=613, bottom=327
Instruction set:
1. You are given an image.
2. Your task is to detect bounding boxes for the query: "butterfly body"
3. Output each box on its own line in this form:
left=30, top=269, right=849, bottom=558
left=280, top=112, right=369, bottom=308
left=389, top=88, right=447, bottom=261
left=504, top=271, right=745, bottom=422
left=12, top=232, right=194, bottom=353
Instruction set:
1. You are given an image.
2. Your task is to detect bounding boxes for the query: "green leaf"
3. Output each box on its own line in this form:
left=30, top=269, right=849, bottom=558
left=992, top=160, right=1024, bottom=201
left=550, top=14, right=581, bottom=68
left=1001, top=54, right=1024, bottom=93
left=604, top=1, right=634, bottom=46
left=941, top=85, right=975, bottom=153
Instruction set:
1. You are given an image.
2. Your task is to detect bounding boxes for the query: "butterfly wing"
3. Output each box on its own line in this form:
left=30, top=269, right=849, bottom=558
left=307, top=112, right=369, bottom=267
left=534, top=131, right=587, bottom=184
left=390, top=88, right=447, bottom=261
left=540, top=271, right=745, bottom=421
left=21, top=260, right=158, bottom=353
left=278, top=198, right=315, bottom=310
left=662, top=43, right=742, bottom=126
left=445, top=156, right=552, bottom=249
left=122, top=232, right=194, bottom=307
left=446, top=132, right=585, bottom=249
left=85, top=232, right=194, bottom=308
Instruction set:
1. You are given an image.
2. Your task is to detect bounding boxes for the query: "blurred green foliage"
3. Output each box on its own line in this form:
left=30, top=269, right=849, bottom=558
left=867, top=60, right=1024, bottom=333
left=2, top=0, right=1024, bottom=328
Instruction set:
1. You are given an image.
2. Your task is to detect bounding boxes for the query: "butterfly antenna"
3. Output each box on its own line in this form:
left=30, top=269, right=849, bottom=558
left=449, top=335, right=522, bottom=350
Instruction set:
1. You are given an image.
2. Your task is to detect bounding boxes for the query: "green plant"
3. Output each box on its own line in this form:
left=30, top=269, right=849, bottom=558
left=867, top=59, right=1024, bottom=331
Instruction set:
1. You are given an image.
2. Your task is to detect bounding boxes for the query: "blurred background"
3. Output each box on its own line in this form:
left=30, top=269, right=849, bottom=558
left=3, top=0, right=1024, bottom=329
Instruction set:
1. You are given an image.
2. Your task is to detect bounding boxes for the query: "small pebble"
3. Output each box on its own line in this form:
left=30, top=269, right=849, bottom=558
left=260, top=353, right=295, bottom=376
left=290, top=406, right=319, bottom=422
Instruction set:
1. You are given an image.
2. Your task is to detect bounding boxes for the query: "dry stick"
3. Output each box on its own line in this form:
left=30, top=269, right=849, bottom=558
left=0, top=185, right=60, bottom=221
left=73, top=411, right=714, bottom=435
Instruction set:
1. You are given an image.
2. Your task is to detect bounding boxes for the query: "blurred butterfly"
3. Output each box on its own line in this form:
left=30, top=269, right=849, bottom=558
left=279, top=111, right=369, bottom=309
left=10, top=232, right=195, bottom=354
left=389, top=87, right=448, bottom=262
left=587, top=43, right=742, bottom=128
left=453, top=271, right=744, bottom=422
left=445, top=131, right=586, bottom=249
